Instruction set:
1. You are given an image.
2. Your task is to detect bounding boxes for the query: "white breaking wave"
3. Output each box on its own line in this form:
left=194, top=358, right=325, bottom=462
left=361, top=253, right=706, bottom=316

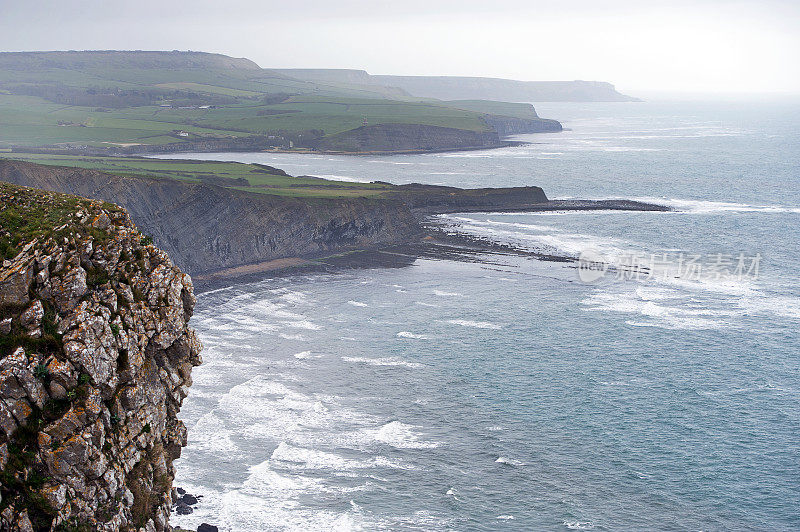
left=629, top=197, right=800, bottom=215
left=293, top=351, right=322, bottom=359
left=270, top=441, right=394, bottom=471
left=281, top=319, right=321, bottom=330
left=364, top=421, right=440, bottom=449
left=446, top=319, right=502, bottom=330
left=396, top=331, right=429, bottom=339
left=564, top=521, right=596, bottom=530
left=341, top=356, right=424, bottom=369
left=347, top=300, right=369, bottom=307
left=434, top=289, right=462, bottom=297
left=495, top=456, right=524, bottom=466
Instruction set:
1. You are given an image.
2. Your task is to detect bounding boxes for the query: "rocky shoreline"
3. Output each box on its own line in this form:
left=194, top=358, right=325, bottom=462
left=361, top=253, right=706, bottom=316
left=0, top=159, right=670, bottom=291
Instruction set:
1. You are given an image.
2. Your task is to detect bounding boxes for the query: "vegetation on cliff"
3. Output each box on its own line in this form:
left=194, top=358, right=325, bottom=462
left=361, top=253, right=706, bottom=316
left=0, top=182, right=201, bottom=531
left=0, top=50, right=561, bottom=153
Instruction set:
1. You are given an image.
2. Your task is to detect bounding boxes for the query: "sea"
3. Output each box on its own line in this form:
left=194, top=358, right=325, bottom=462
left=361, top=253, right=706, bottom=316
left=166, top=98, right=800, bottom=531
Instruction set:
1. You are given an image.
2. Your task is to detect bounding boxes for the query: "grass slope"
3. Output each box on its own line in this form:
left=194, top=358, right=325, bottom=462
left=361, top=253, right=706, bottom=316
left=0, top=51, right=547, bottom=151
left=0, top=154, right=392, bottom=198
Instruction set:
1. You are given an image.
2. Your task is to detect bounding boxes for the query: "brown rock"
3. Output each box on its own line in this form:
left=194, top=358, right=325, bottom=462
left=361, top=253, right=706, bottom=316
left=0, top=255, right=34, bottom=306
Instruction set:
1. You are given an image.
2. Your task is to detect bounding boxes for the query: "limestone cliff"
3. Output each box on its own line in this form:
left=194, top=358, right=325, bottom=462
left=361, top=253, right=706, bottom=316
left=0, top=182, right=201, bottom=531
left=0, top=159, right=424, bottom=277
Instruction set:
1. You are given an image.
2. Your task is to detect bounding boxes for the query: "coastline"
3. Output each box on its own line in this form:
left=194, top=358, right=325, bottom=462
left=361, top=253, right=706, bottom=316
left=191, top=198, right=670, bottom=291
left=4, top=139, right=533, bottom=158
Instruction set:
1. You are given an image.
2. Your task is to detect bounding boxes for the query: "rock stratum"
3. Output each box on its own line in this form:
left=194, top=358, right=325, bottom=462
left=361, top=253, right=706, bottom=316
left=0, top=159, right=423, bottom=277
left=0, top=159, right=668, bottom=285
left=0, top=182, right=201, bottom=531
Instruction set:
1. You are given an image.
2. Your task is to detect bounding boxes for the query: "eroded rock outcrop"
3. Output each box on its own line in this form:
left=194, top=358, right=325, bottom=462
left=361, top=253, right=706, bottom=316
left=0, top=182, right=201, bottom=531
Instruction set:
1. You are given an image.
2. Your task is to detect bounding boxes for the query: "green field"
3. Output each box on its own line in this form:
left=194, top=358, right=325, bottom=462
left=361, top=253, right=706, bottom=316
left=0, top=50, right=545, bottom=151
left=0, top=153, right=393, bottom=198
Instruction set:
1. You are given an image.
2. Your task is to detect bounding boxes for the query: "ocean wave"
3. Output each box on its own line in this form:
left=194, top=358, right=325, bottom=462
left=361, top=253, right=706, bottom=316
left=280, top=319, right=321, bottom=330
left=271, top=442, right=374, bottom=471
left=189, top=412, right=238, bottom=454
left=434, top=289, right=462, bottom=296
left=446, top=319, right=502, bottom=330
left=347, top=300, right=369, bottom=307
left=495, top=456, right=524, bottom=466
left=341, top=356, right=424, bottom=368
left=396, top=331, right=429, bottom=339
left=584, top=291, right=729, bottom=330
left=630, top=196, right=800, bottom=214
left=293, top=351, right=322, bottom=359
left=365, top=421, right=440, bottom=449
left=564, top=520, right=595, bottom=530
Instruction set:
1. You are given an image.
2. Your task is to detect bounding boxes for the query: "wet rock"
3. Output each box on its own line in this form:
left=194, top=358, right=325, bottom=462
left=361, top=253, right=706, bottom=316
left=179, top=493, right=198, bottom=506
left=175, top=503, right=193, bottom=515
left=198, top=524, right=219, bottom=532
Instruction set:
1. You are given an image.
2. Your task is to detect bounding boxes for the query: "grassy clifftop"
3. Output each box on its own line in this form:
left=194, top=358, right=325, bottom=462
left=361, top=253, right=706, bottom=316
left=0, top=181, right=122, bottom=260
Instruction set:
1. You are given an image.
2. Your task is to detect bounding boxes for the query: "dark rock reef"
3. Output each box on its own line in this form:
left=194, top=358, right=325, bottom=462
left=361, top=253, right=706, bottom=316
left=0, top=182, right=201, bottom=531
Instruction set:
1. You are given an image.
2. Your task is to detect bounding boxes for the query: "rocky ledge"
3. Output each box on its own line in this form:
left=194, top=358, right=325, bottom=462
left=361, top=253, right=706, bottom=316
left=0, top=182, right=201, bottom=531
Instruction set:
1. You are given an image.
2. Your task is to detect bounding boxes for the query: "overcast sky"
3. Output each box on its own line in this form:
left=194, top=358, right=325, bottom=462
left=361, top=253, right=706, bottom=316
left=1, top=0, right=798, bottom=95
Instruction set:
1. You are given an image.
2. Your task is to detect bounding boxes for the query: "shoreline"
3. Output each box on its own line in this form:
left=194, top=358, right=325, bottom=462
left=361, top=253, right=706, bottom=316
left=4, top=139, right=532, bottom=158
left=192, top=199, right=669, bottom=292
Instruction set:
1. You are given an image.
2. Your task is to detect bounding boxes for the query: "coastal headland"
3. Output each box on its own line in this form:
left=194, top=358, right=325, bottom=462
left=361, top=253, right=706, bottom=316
left=0, top=158, right=668, bottom=289
left=0, top=50, right=642, bottom=156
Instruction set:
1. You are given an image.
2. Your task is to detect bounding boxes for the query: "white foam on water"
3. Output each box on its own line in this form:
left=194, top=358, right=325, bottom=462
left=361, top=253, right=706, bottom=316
left=281, top=319, right=321, bottom=330
left=495, top=456, right=524, bottom=466
left=497, top=515, right=516, bottom=520
left=414, top=301, right=440, bottom=307
left=629, top=196, right=800, bottom=215
left=583, top=291, right=729, bottom=330
left=341, top=356, right=424, bottom=369
left=396, top=331, right=429, bottom=339
left=293, top=351, right=322, bottom=359
left=739, top=294, right=800, bottom=320
left=363, top=421, right=440, bottom=449
left=434, top=289, right=462, bottom=297
left=280, top=332, right=307, bottom=340
left=347, top=300, right=369, bottom=307
left=564, top=521, right=596, bottom=530
left=271, top=442, right=376, bottom=471
left=188, top=412, right=238, bottom=454
left=446, top=319, right=503, bottom=330
left=214, top=481, right=372, bottom=532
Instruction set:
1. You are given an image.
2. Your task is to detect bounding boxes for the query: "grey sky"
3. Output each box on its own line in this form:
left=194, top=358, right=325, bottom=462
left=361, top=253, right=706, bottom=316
left=1, top=0, right=798, bottom=94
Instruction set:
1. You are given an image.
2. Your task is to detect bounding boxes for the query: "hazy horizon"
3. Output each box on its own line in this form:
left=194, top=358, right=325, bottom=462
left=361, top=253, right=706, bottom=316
left=1, top=0, right=798, bottom=96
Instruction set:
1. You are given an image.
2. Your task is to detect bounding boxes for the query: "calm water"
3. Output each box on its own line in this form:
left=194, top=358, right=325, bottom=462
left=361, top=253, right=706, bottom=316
left=170, top=100, right=800, bottom=531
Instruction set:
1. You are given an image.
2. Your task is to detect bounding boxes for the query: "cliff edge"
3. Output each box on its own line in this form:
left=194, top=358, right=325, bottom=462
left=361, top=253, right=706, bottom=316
left=0, top=182, right=201, bottom=531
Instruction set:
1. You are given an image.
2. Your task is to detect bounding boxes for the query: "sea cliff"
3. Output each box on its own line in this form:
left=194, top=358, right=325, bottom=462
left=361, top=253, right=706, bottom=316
left=0, top=182, right=201, bottom=531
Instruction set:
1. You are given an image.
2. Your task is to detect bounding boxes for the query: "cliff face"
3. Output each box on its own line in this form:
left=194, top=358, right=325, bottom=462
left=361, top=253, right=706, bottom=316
left=0, top=160, right=423, bottom=276
left=314, top=123, right=507, bottom=153
left=481, top=114, right=562, bottom=136
left=275, top=69, right=638, bottom=102
left=0, top=182, right=201, bottom=531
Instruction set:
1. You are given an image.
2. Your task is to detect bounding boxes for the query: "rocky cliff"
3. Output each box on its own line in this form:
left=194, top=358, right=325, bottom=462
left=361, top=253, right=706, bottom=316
left=314, top=123, right=509, bottom=153
left=0, top=182, right=201, bottom=531
left=0, top=160, right=423, bottom=277
left=275, top=69, right=638, bottom=102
